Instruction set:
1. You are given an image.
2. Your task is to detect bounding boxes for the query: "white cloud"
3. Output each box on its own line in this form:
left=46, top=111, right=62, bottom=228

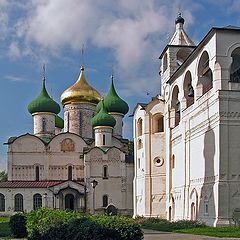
left=6, top=0, right=197, bottom=96
left=4, top=75, right=27, bottom=82
left=8, top=42, right=21, bottom=59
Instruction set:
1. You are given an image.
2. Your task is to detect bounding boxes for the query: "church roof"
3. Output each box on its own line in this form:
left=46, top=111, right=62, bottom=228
left=60, top=66, right=101, bottom=105
left=169, top=12, right=195, bottom=46
left=0, top=180, right=84, bottom=188
left=96, top=75, right=129, bottom=115
left=55, top=115, right=64, bottom=129
left=91, top=100, right=116, bottom=128
left=28, top=78, right=61, bottom=115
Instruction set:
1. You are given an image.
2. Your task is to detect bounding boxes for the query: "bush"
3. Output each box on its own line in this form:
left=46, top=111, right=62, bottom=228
left=9, top=213, right=27, bottom=238
left=139, top=217, right=206, bottom=232
left=26, top=208, right=143, bottom=240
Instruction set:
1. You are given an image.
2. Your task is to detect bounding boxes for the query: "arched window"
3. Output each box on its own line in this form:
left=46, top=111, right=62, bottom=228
left=103, top=195, right=108, bottom=207
left=171, top=155, right=175, bottom=169
left=68, top=166, right=73, bottom=180
left=197, top=51, right=213, bottom=96
left=171, top=86, right=180, bottom=127
left=103, top=166, right=108, bottom=179
left=103, top=134, right=106, bottom=146
left=153, top=114, right=164, bottom=133
left=35, top=166, right=39, bottom=181
left=14, top=194, right=23, bottom=212
left=230, top=47, right=240, bottom=82
left=176, top=48, right=192, bottom=66
left=183, top=71, right=194, bottom=108
left=0, top=193, right=5, bottom=212
left=162, top=53, right=168, bottom=73
left=137, top=118, right=143, bottom=136
left=42, top=117, right=46, bottom=132
left=33, top=194, right=42, bottom=210
left=137, top=139, right=143, bottom=150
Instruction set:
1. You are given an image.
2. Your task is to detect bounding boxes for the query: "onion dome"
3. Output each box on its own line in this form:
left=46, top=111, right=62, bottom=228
left=28, top=78, right=60, bottom=115
left=61, top=66, right=101, bottom=105
left=175, top=12, right=185, bottom=25
left=96, top=75, right=129, bottom=115
left=55, top=115, right=64, bottom=129
left=91, top=100, right=116, bottom=128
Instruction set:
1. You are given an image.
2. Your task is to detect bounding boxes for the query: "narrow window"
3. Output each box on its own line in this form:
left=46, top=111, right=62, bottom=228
left=103, top=134, right=106, bottom=146
left=171, top=155, right=175, bottom=169
left=138, top=158, right=140, bottom=169
left=79, top=111, right=82, bottom=136
left=42, top=118, right=46, bottom=132
left=103, top=166, right=108, bottom=179
left=14, top=194, right=23, bottom=212
left=205, top=204, right=208, bottom=214
left=33, top=194, right=42, bottom=210
left=68, top=166, right=73, bottom=180
left=36, top=166, right=40, bottom=181
left=0, top=194, right=5, bottom=212
left=103, top=195, right=108, bottom=207
left=67, top=112, right=70, bottom=131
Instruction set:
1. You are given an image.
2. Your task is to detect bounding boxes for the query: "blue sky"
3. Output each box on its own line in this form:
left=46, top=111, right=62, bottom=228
left=0, top=0, right=240, bottom=170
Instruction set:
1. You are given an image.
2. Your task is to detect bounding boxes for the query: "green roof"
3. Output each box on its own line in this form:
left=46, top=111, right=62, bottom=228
left=28, top=79, right=61, bottom=115
left=96, top=76, right=129, bottom=115
left=91, top=100, right=116, bottom=128
left=55, top=115, right=64, bottom=129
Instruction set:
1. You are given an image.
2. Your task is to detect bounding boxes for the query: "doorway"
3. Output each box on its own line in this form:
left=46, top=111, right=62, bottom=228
left=65, top=194, right=74, bottom=210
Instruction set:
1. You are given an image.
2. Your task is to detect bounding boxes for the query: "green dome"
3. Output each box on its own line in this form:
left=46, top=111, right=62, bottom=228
left=55, top=115, right=64, bottom=129
left=96, top=76, right=129, bottom=115
left=91, top=101, right=116, bottom=128
left=28, top=79, right=61, bottom=115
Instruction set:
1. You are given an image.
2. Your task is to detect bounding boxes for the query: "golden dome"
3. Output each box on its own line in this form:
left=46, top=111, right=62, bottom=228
left=61, top=66, right=101, bottom=105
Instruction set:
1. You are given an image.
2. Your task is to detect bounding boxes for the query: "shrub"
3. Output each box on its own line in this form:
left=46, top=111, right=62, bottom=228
left=26, top=208, right=143, bottom=240
left=9, top=213, right=27, bottom=238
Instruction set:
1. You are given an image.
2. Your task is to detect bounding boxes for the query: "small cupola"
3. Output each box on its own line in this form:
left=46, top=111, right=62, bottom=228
left=28, top=78, right=60, bottom=115
left=96, top=75, right=129, bottom=115
left=92, top=100, right=116, bottom=128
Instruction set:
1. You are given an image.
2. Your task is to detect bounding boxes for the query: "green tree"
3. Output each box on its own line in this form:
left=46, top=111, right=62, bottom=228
left=0, top=171, right=7, bottom=182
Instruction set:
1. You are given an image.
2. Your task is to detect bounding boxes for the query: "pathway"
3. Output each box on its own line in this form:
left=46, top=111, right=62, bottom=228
left=143, top=229, right=240, bottom=240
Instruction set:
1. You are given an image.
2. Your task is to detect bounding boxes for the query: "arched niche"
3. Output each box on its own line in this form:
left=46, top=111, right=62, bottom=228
left=230, top=47, right=240, bottom=82
left=197, top=51, right=213, bottom=97
left=171, top=85, right=180, bottom=127
left=183, top=71, right=194, bottom=108
left=176, top=48, right=192, bottom=66
left=152, top=113, right=164, bottom=133
left=137, top=118, right=143, bottom=137
left=162, top=53, right=168, bottom=73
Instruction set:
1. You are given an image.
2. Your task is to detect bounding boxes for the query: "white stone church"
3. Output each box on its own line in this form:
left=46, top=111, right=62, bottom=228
left=0, top=66, right=133, bottom=215
left=133, top=13, right=240, bottom=226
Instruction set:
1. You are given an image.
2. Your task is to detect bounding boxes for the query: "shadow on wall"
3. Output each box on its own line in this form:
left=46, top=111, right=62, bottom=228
left=199, top=126, right=216, bottom=225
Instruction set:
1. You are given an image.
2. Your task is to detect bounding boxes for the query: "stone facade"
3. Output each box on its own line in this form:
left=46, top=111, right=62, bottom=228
left=133, top=19, right=240, bottom=226
left=0, top=68, right=133, bottom=216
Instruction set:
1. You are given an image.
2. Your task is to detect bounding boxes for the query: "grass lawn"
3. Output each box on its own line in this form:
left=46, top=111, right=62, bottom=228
left=176, top=227, right=240, bottom=238
left=0, top=217, right=11, bottom=238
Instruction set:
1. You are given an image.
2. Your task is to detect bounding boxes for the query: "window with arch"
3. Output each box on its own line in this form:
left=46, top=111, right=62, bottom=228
left=197, top=51, right=213, bottom=96
left=171, top=155, right=175, bottom=169
left=0, top=193, right=5, bottom=211
left=183, top=71, right=194, bottom=108
left=14, top=194, right=23, bottom=212
left=137, top=139, right=143, bottom=150
left=103, top=195, right=108, bottom=207
left=68, top=166, right=73, bottom=180
left=103, top=134, right=106, bottom=146
left=171, top=86, right=180, bottom=127
left=42, top=117, right=46, bottom=132
left=152, top=114, right=164, bottom=133
left=176, top=48, right=193, bottom=66
left=230, top=47, right=240, bottom=82
left=137, top=118, right=143, bottom=137
left=103, top=165, right=108, bottom=179
left=162, top=53, right=168, bottom=73
left=35, top=166, right=40, bottom=181
left=33, top=193, right=42, bottom=210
